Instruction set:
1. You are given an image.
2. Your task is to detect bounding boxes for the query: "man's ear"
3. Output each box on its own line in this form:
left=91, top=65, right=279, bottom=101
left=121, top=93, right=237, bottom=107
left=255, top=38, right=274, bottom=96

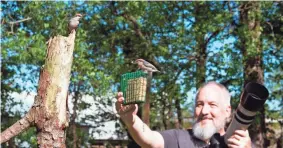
left=226, top=105, right=231, bottom=117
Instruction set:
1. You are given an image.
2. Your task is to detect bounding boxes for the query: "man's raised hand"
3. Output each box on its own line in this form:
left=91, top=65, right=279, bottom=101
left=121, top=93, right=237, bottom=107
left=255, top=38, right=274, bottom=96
left=115, top=92, right=138, bottom=125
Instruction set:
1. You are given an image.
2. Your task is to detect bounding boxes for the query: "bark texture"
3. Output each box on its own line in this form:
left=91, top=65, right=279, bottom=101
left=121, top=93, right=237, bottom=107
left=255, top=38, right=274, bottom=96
left=0, top=31, right=77, bottom=147
left=70, top=83, right=81, bottom=148
left=175, top=97, right=183, bottom=129
left=0, top=110, right=34, bottom=143
left=35, top=32, right=76, bottom=147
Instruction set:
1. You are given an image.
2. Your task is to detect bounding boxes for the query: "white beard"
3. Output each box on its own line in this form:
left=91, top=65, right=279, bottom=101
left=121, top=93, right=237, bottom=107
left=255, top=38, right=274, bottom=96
left=192, top=118, right=225, bottom=141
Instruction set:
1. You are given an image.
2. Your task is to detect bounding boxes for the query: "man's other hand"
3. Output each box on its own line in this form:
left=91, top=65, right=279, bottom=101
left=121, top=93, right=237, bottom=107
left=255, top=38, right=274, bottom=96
left=227, top=130, right=252, bottom=148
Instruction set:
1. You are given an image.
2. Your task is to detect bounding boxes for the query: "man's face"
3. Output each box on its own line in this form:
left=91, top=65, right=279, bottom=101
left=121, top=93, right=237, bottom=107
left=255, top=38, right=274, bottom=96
left=193, top=84, right=230, bottom=140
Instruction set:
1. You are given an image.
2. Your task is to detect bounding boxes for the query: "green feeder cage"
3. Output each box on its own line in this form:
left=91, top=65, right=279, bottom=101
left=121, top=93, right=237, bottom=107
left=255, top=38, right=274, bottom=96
left=120, top=70, right=148, bottom=105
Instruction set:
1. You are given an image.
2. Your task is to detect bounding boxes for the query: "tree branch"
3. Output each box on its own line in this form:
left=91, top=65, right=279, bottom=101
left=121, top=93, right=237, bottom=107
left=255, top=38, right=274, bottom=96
left=159, top=62, right=190, bottom=93
left=204, top=26, right=224, bottom=47
left=7, top=17, right=32, bottom=34
left=265, top=21, right=275, bottom=36
left=122, top=14, right=147, bottom=41
left=0, top=109, right=35, bottom=143
left=8, top=17, right=32, bottom=25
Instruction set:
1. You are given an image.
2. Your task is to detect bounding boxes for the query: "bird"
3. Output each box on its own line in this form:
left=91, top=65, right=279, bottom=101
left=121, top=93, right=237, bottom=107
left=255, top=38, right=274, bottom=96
left=68, top=13, right=83, bottom=33
left=134, top=59, right=160, bottom=73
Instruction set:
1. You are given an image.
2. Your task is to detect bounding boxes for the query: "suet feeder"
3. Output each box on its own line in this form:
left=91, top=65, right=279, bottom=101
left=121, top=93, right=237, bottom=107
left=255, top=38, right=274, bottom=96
left=120, top=70, right=148, bottom=105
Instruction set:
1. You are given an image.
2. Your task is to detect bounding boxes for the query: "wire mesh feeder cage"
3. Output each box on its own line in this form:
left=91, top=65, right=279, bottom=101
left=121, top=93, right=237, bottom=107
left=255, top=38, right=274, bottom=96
left=120, top=70, right=148, bottom=105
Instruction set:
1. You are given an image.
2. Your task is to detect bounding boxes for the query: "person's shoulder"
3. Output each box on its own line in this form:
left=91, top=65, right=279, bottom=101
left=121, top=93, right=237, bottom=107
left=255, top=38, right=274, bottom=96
left=173, top=128, right=192, bottom=135
left=159, top=128, right=192, bottom=138
left=160, top=128, right=190, bottom=134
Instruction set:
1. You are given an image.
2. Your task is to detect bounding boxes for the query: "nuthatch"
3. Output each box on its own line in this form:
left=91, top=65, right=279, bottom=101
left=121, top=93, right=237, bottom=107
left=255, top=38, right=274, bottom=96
left=68, top=13, right=82, bottom=33
left=134, top=59, right=160, bottom=73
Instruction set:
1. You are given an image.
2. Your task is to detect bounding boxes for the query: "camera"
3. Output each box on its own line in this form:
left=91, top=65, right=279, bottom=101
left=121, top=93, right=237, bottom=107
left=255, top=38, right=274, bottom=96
left=224, top=82, right=269, bottom=143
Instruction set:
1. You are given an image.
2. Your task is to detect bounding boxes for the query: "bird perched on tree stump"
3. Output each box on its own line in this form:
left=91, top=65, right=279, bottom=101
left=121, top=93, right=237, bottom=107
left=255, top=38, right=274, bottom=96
left=68, top=13, right=82, bottom=33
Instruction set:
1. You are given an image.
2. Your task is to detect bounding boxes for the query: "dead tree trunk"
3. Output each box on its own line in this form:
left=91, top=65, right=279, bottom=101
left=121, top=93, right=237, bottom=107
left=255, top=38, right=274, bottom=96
left=1, top=31, right=77, bottom=147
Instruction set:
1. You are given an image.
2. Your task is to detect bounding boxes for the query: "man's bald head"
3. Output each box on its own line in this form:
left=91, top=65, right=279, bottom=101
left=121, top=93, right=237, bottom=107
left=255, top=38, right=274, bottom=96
left=195, top=81, right=231, bottom=107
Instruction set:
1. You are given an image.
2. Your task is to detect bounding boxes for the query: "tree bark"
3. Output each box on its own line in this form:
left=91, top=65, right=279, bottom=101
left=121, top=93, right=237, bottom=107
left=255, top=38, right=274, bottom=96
left=238, top=2, right=267, bottom=147
left=193, top=2, right=224, bottom=89
left=142, top=74, right=152, bottom=126
left=0, top=31, right=77, bottom=147
left=193, top=3, right=208, bottom=89
left=70, top=82, right=81, bottom=148
left=0, top=109, right=34, bottom=143
left=35, top=32, right=76, bottom=147
left=175, top=97, right=183, bottom=129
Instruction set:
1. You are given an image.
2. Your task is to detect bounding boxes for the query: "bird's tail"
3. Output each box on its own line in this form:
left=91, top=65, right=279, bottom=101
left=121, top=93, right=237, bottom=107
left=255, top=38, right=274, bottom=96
left=147, top=72, right=153, bottom=84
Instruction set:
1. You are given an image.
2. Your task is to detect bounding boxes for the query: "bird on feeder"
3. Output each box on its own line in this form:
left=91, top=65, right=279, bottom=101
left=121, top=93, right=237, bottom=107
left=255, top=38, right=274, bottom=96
left=134, top=59, right=160, bottom=73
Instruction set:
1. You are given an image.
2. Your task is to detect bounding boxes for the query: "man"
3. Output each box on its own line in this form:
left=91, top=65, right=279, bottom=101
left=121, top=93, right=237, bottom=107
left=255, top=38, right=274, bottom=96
left=116, top=81, right=252, bottom=148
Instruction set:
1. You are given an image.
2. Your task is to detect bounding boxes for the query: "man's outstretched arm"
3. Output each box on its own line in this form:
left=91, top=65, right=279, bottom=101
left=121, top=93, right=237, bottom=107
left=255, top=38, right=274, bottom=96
left=116, top=92, right=164, bottom=148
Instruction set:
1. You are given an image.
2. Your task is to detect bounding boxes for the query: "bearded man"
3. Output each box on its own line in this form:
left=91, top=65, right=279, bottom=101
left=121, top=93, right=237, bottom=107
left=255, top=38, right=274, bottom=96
left=115, top=81, right=252, bottom=148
